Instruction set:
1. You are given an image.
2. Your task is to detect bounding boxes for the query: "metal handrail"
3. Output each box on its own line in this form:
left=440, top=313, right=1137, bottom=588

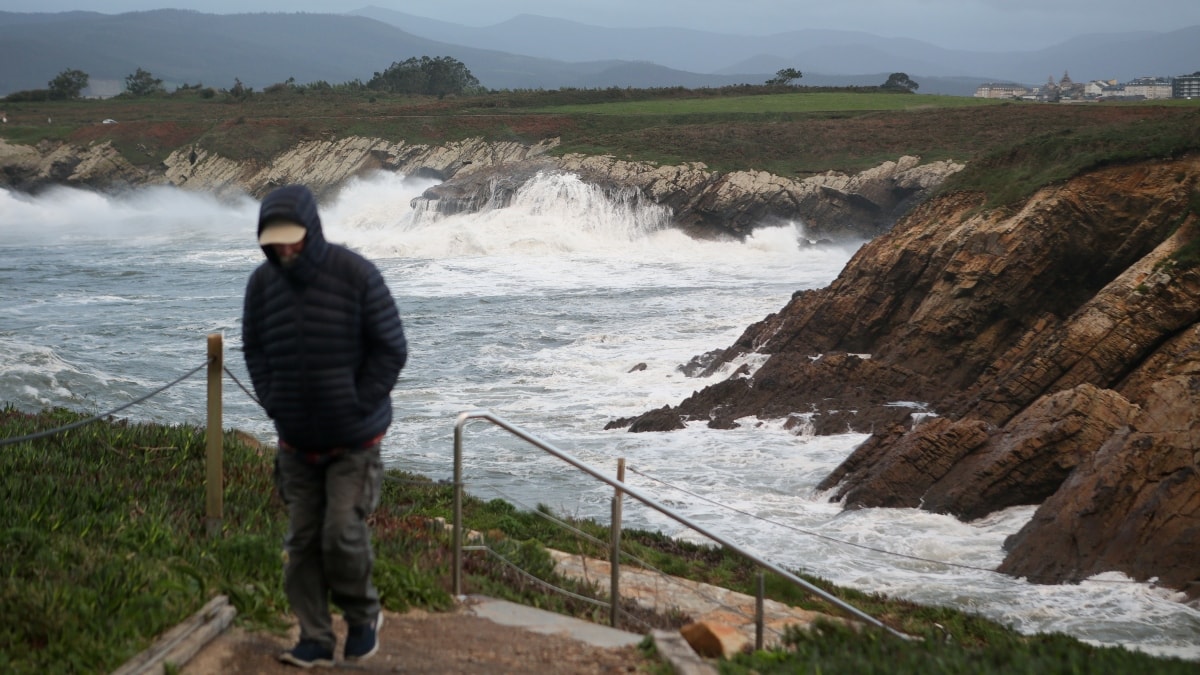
left=452, top=409, right=911, bottom=640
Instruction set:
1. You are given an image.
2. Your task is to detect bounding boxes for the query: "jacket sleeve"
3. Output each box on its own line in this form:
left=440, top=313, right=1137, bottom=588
left=356, top=266, right=408, bottom=408
left=241, top=272, right=273, bottom=416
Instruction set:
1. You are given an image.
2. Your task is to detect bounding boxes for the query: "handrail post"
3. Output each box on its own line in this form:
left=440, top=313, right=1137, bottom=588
left=452, top=409, right=910, bottom=640
left=205, top=333, right=223, bottom=537
left=609, top=457, right=625, bottom=628
left=452, top=413, right=469, bottom=597
left=756, top=571, right=765, bottom=651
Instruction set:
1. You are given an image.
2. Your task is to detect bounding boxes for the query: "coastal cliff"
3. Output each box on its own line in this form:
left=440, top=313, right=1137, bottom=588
left=0, top=136, right=961, bottom=241
left=620, top=156, right=1200, bottom=598
left=6, top=133, right=1196, bottom=600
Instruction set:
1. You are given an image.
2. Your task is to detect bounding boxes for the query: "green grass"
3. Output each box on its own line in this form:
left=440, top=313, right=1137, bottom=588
left=528, top=91, right=1004, bottom=115
left=310, top=441, right=1200, bottom=674
left=941, top=108, right=1200, bottom=209
left=2, top=407, right=1196, bottom=673
left=0, top=406, right=451, bottom=673
left=722, top=619, right=1197, bottom=675
left=0, top=407, right=283, bottom=673
left=1164, top=191, right=1200, bottom=269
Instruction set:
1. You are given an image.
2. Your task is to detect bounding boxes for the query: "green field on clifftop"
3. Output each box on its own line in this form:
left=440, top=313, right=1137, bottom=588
left=529, top=90, right=1005, bottom=115
left=2, top=86, right=1198, bottom=178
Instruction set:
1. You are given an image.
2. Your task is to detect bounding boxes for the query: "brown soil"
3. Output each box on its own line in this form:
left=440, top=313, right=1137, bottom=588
left=182, top=606, right=657, bottom=674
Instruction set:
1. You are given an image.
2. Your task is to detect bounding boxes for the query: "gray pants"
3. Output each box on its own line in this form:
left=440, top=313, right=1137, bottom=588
left=275, top=443, right=383, bottom=650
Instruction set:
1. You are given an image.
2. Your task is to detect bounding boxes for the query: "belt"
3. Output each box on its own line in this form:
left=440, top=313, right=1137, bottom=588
left=280, top=432, right=385, bottom=465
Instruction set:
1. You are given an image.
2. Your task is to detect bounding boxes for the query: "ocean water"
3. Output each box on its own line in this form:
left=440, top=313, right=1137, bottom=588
left=1, top=171, right=1197, bottom=659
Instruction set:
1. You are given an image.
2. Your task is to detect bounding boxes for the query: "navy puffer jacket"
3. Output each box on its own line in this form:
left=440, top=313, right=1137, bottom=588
left=242, top=185, right=408, bottom=452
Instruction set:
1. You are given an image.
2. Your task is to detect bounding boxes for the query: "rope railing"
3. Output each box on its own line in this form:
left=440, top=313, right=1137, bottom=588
left=0, top=358, right=212, bottom=447
left=474, top=481, right=783, bottom=642
left=222, top=365, right=262, bottom=408
left=453, top=409, right=915, bottom=643
left=3, top=335, right=233, bottom=534
left=473, top=547, right=611, bottom=610
left=471, top=546, right=658, bottom=633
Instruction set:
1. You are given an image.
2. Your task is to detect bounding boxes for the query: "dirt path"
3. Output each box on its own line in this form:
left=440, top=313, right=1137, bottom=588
left=182, top=606, right=655, bottom=674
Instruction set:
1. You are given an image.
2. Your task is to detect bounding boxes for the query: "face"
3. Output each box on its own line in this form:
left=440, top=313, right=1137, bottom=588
left=272, top=239, right=305, bottom=267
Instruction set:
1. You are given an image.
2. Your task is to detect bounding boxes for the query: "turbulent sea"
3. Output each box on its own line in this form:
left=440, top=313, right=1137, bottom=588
left=2, top=171, right=1197, bottom=659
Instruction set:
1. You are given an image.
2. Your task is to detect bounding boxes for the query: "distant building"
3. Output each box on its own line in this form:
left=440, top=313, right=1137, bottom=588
left=1084, top=79, right=1119, bottom=97
left=1124, top=76, right=1173, bottom=99
left=974, top=82, right=1029, bottom=99
left=1054, top=70, right=1086, bottom=100
left=1174, top=72, right=1200, bottom=99
left=1034, top=75, right=1061, bottom=102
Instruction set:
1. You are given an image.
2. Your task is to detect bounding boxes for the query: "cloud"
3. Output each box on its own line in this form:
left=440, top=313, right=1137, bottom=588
left=6, top=0, right=1200, bottom=51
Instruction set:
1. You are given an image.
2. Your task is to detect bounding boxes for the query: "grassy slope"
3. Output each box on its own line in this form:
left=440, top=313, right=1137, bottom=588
left=3, top=86, right=1198, bottom=180
left=2, top=409, right=1197, bottom=674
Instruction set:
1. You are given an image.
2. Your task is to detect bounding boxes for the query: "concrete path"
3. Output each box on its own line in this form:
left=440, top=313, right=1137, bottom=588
left=464, top=595, right=643, bottom=648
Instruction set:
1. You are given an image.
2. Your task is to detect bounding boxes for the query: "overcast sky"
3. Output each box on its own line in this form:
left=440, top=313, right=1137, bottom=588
left=7, top=1, right=1200, bottom=51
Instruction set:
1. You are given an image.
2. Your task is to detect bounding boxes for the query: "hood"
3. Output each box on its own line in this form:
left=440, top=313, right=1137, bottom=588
left=257, top=184, right=329, bottom=268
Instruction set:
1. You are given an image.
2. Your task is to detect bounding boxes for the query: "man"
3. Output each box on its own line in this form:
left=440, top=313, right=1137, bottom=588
left=242, top=184, right=408, bottom=668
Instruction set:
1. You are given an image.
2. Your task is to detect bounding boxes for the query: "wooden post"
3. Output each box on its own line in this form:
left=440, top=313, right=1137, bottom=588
left=609, top=457, right=625, bottom=628
left=206, top=333, right=223, bottom=537
left=453, top=420, right=465, bottom=597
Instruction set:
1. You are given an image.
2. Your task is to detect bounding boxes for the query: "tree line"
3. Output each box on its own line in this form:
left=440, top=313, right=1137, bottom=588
left=4, top=56, right=485, bottom=102
left=7, top=59, right=917, bottom=103
left=764, top=68, right=918, bottom=92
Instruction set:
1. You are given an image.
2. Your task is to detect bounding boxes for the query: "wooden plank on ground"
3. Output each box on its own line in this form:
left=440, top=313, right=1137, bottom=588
left=111, top=595, right=237, bottom=675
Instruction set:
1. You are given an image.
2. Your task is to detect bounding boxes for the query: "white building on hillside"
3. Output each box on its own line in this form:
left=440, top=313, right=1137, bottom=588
left=1124, top=76, right=1173, bottom=99
left=1084, top=79, right=1119, bottom=97
left=974, top=82, right=1029, bottom=99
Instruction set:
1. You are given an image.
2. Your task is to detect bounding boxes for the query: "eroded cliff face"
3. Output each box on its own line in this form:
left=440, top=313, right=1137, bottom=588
left=0, top=138, right=148, bottom=189
left=0, top=136, right=562, bottom=199
left=0, top=136, right=962, bottom=241
left=160, top=136, right=564, bottom=200
left=622, top=156, right=1200, bottom=597
left=420, top=152, right=963, bottom=240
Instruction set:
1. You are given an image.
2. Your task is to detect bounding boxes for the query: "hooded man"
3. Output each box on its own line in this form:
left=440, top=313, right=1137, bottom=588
left=242, top=184, right=408, bottom=667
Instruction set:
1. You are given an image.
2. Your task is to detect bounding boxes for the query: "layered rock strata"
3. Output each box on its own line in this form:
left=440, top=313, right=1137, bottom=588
left=0, top=137, right=961, bottom=241
left=420, top=153, right=963, bottom=240
left=621, top=156, right=1200, bottom=597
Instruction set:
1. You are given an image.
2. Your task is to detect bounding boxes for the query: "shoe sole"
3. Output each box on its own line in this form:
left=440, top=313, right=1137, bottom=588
left=278, top=652, right=334, bottom=668
left=345, top=613, right=384, bottom=662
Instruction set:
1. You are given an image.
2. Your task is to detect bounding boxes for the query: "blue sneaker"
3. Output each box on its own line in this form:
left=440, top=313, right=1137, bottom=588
left=278, top=639, right=334, bottom=668
left=344, top=613, right=383, bottom=662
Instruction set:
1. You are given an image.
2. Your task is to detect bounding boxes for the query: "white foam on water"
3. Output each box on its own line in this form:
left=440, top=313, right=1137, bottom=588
left=1, top=175, right=1197, bottom=660
left=0, top=184, right=255, bottom=247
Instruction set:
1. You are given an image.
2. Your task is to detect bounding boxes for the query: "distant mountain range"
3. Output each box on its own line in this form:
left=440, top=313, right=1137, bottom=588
left=0, top=7, right=1196, bottom=98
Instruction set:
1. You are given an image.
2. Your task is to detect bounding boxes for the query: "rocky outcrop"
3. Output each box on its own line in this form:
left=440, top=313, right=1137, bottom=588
left=821, top=384, right=1140, bottom=520
left=0, top=137, right=961, bottom=241
left=0, top=136, right=561, bottom=199
left=621, top=155, right=1200, bottom=596
left=420, top=153, right=964, bottom=240
left=161, top=136, right=562, bottom=200
left=0, top=139, right=146, bottom=190
left=998, top=375, right=1200, bottom=592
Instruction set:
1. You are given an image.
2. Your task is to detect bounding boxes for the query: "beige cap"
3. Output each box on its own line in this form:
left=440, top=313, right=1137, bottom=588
left=258, top=222, right=306, bottom=246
